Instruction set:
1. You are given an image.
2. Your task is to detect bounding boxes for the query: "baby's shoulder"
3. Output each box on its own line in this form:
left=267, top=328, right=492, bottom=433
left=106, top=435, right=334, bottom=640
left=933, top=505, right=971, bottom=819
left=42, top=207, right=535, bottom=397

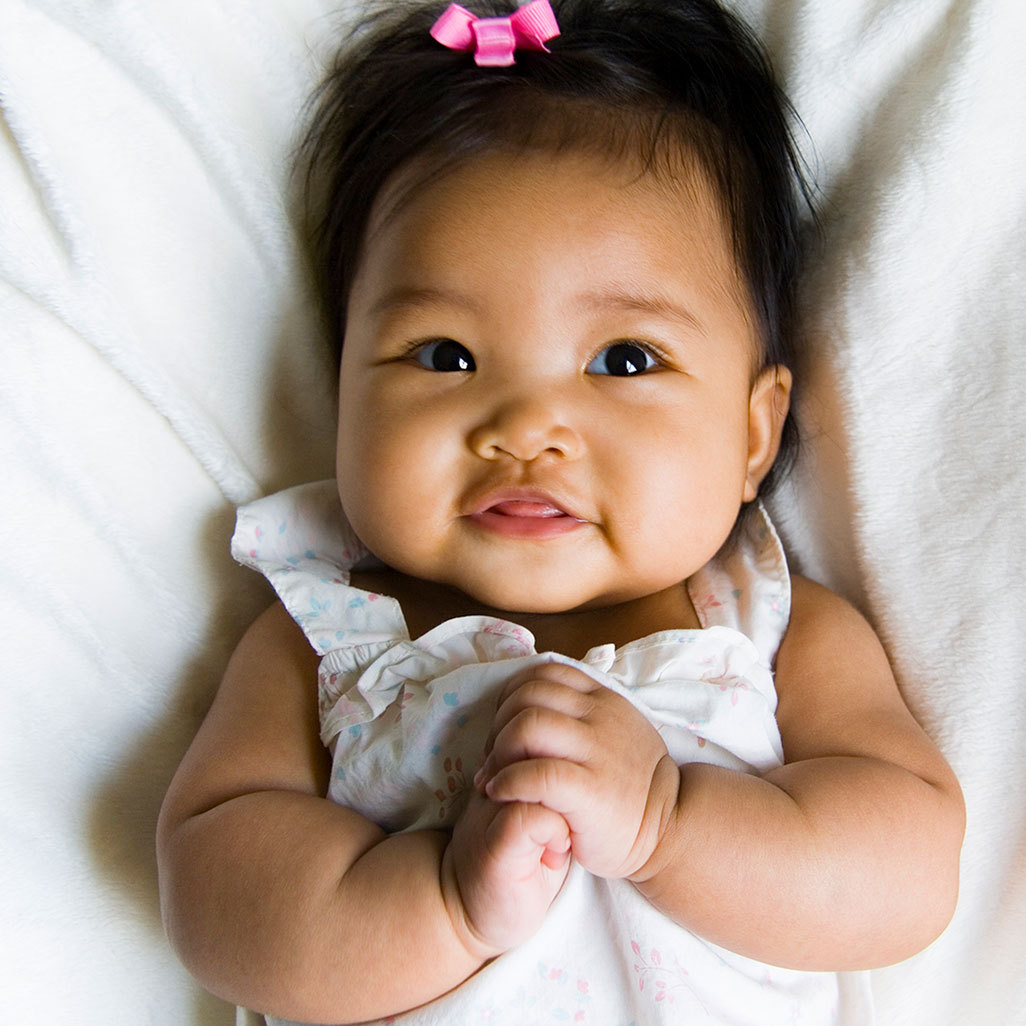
left=784, top=574, right=875, bottom=641
left=775, top=573, right=898, bottom=724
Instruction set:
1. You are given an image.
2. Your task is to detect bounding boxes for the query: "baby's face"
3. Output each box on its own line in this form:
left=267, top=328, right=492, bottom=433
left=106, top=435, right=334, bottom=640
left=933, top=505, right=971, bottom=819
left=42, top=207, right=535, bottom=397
left=336, top=149, right=788, bottom=614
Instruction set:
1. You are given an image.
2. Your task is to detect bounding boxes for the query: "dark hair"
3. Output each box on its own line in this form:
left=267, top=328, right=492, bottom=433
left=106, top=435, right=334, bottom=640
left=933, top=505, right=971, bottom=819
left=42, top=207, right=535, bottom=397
left=298, top=0, right=815, bottom=492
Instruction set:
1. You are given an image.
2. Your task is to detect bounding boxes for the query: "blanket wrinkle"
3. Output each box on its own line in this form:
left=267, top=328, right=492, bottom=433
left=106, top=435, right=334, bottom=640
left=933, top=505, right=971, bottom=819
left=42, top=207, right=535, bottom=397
left=0, top=91, right=79, bottom=268
left=0, top=1, right=337, bottom=506
left=30, top=0, right=294, bottom=279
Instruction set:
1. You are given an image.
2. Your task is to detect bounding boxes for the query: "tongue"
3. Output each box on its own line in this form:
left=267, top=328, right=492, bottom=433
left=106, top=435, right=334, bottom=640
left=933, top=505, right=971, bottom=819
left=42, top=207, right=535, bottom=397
left=490, top=500, right=565, bottom=518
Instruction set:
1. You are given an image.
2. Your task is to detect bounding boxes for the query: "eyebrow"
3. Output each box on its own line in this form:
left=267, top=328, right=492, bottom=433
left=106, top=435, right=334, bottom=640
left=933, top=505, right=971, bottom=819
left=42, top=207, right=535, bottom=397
left=369, top=285, right=483, bottom=319
left=368, top=282, right=707, bottom=335
left=579, top=285, right=706, bottom=333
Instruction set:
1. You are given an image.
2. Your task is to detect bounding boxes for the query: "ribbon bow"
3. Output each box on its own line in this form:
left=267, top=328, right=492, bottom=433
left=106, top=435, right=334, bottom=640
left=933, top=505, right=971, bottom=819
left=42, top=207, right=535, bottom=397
left=430, top=0, right=560, bottom=67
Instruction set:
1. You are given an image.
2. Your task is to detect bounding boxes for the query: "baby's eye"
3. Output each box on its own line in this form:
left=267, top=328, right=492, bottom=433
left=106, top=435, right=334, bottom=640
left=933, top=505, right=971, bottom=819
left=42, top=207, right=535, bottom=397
left=412, top=338, right=475, bottom=372
left=586, top=342, right=659, bottom=377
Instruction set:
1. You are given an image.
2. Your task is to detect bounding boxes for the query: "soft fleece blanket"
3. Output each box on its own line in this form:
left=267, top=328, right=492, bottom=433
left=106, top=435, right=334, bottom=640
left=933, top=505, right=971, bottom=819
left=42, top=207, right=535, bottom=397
left=1, top=1, right=1023, bottom=1023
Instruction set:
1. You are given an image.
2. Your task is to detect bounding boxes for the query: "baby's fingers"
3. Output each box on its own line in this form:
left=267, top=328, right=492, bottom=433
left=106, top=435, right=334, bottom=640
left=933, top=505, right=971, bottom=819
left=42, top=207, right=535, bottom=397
left=477, top=704, right=590, bottom=790
left=487, top=663, right=599, bottom=749
left=484, top=756, right=590, bottom=822
left=485, top=801, right=571, bottom=875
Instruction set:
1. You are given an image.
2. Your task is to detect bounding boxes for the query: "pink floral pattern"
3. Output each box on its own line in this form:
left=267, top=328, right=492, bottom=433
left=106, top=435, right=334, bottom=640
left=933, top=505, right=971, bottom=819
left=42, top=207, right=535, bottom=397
left=632, top=941, right=689, bottom=1004
left=433, top=755, right=468, bottom=818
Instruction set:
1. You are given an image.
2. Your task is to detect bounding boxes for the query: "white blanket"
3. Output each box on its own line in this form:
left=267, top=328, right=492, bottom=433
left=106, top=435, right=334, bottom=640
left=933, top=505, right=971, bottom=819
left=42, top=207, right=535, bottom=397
left=1, top=1, right=1023, bottom=1023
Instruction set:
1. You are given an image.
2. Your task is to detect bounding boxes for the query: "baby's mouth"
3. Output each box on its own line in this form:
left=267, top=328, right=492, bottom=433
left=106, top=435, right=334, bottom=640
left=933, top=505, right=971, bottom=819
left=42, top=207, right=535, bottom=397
left=487, top=499, right=568, bottom=519
left=468, top=493, right=588, bottom=539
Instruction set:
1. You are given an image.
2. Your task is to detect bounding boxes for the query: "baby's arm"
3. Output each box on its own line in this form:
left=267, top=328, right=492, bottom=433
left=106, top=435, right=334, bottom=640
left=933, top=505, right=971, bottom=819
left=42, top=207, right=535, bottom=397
left=157, top=602, right=566, bottom=1025
left=480, top=577, right=965, bottom=969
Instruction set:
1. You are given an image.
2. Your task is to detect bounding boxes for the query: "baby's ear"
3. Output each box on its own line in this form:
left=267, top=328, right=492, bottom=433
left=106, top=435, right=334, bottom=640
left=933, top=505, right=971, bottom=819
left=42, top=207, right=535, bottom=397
left=743, top=364, right=792, bottom=502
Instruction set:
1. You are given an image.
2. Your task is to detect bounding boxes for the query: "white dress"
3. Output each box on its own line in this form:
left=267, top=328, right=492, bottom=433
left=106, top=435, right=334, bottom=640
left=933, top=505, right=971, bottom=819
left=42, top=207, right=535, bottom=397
left=232, top=481, right=871, bottom=1026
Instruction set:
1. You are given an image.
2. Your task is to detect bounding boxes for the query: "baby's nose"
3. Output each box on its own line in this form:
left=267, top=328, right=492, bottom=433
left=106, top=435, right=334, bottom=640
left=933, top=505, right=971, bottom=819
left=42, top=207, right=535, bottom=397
left=467, top=397, right=583, bottom=462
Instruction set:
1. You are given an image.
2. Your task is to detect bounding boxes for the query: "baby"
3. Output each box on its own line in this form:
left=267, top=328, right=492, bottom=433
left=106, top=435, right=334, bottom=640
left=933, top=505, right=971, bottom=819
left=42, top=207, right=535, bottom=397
left=157, top=1, right=965, bottom=1024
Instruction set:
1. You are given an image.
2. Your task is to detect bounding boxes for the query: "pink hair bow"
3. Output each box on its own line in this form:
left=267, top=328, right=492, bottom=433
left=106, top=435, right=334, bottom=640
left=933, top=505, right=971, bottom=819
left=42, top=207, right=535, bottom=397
left=430, top=0, right=560, bottom=67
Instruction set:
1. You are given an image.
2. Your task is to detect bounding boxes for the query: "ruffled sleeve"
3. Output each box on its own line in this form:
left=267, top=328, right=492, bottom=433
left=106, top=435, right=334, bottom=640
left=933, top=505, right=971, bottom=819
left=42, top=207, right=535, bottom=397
left=230, top=480, right=408, bottom=655
left=687, top=502, right=791, bottom=667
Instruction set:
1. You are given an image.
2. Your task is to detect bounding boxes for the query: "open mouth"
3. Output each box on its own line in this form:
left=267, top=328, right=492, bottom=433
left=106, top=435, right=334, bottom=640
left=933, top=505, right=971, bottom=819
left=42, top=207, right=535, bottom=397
left=468, top=495, right=588, bottom=539
left=488, top=499, right=567, bottom=519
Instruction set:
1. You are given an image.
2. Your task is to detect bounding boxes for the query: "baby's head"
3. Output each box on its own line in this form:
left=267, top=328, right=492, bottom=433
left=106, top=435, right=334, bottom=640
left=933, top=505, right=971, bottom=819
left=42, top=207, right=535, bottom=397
left=301, top=0, right=813, bottom=613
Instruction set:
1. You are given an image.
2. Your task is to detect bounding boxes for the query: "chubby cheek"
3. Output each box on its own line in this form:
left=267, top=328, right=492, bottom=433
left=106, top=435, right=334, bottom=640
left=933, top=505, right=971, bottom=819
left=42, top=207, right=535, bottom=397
left=615, top=416, right=748, bottom=553
left=335, top=402, right=448, bottom=560
left=334, top=403, right=372, bottom=505
left=336, top=402, right=395, bottom=538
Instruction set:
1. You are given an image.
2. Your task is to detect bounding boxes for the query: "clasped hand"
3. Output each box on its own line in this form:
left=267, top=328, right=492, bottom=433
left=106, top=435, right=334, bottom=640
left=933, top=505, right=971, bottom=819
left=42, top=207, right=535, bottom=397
left=477, top=661, right=678, bottom=879
left=444, top=661, right=679, bottom=958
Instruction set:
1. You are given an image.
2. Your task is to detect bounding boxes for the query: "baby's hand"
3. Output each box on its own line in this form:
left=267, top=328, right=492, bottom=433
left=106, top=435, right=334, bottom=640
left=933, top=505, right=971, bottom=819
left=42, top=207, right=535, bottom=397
left=442, top=789, right=571, bottom=959
left=476, top=662, right=679, bottom=880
